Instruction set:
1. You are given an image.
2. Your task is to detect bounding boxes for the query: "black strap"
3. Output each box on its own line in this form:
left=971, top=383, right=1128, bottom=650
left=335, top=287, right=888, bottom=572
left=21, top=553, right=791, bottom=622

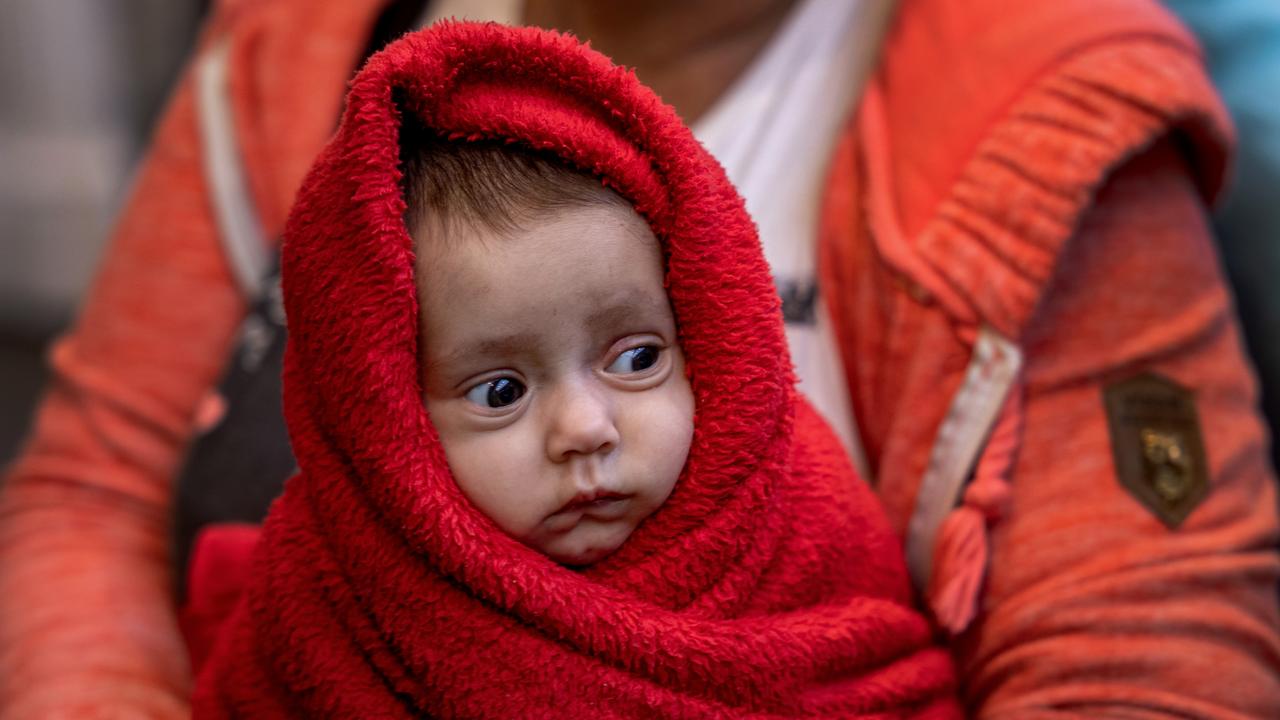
left=173, top=261, right=290, bottom=597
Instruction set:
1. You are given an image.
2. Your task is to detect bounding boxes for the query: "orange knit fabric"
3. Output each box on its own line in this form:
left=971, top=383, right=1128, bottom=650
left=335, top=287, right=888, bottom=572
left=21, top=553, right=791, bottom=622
left=0, top=3, right=384, bottom=717
left=2, top=0, right=1278, bottom=717
left=821, top=0, right=1280, bottom=715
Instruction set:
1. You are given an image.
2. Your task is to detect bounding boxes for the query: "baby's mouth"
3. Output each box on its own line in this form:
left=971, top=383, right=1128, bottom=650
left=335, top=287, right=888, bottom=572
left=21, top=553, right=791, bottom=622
left=558, top=490, right=628, bottom=514
left=547, top=490, right=631, bottom=529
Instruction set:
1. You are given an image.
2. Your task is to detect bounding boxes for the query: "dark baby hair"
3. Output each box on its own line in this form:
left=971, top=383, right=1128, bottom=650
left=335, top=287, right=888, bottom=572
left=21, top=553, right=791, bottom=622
left=398, top=109, right=627, bottom=239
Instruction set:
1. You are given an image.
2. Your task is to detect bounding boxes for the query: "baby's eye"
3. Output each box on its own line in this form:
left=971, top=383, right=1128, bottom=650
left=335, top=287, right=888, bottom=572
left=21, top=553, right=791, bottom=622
left=606, top=346, right=660, bottom=374
left=464, top=377, right=526, bottom=408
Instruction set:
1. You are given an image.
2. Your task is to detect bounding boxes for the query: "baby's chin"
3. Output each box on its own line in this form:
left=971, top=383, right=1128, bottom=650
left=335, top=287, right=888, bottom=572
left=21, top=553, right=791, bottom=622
left=538, top=524, right=634, bottom=568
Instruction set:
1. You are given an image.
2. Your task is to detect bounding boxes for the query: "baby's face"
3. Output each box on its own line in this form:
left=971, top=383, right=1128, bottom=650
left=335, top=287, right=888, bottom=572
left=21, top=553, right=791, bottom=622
left=416, top=203, right=694, bottom=566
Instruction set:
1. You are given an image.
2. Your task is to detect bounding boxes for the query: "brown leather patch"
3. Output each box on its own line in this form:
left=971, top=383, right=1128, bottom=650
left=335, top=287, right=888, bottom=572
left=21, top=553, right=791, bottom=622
left=1103, top=373, right=1208, bottom=528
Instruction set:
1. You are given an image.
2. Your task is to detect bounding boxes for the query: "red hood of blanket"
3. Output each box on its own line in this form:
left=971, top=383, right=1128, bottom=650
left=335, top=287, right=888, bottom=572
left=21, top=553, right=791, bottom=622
left=279, top=21, right=793, bottom=585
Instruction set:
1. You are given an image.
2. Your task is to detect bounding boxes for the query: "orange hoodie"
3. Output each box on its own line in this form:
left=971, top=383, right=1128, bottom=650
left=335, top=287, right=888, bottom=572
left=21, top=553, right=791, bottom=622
left=1, top=0, right=1277, bottom=717
left=823, top=0, right=1280, bottom=715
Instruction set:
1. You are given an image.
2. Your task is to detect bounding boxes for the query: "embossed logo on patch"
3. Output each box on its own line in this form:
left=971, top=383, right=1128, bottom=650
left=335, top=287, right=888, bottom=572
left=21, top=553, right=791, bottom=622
left=1103, top=373, right=1208, bottom=528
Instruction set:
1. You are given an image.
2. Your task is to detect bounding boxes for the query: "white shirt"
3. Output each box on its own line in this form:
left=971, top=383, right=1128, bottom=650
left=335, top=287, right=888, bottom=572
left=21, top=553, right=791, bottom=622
left=693, top=0, right=890, bottom=476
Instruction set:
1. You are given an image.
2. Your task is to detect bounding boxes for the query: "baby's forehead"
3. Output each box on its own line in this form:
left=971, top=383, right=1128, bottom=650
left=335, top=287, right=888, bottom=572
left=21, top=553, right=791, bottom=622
left=412, top=197, right=661, bottom=270
left=414, top=201, right=671, bottom=328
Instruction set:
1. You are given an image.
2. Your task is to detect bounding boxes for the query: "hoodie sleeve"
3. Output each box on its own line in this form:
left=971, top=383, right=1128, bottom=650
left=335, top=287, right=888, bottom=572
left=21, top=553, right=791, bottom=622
left=831, top=16, right=1280, bottom=716
left=960, top=137, right=1280, bottom=719
left=0, top=35, right=244, bottom=720
left=0, top=0, right=387, bottom=712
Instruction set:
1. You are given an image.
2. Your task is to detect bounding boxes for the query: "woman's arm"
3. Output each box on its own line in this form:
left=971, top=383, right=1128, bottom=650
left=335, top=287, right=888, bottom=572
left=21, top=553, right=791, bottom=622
left=964, top=139, right=1280, bottom=718
left=0, top=56, right=248, bottom=718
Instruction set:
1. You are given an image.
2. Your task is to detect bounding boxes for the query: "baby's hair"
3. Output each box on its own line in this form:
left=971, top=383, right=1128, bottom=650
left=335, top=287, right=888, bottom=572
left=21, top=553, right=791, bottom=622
left=399, top=109, right=628, bottom=239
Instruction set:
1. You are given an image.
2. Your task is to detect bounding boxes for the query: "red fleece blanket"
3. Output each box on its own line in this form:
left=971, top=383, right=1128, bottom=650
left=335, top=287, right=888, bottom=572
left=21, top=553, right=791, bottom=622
left=191, top=22, right=959, bottom=718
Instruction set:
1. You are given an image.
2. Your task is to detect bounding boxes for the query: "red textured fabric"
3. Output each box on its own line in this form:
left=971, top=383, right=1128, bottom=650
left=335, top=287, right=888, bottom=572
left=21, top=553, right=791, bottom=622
left=178, top=524, right=259, bottom=673
left=190, top=23, right=959, bottom=719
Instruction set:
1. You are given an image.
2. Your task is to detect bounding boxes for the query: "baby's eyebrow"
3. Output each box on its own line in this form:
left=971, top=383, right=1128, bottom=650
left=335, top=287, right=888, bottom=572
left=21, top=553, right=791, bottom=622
left=583, top=292, right=673, bottom=332
left=428, top=332, right=540, bottom=373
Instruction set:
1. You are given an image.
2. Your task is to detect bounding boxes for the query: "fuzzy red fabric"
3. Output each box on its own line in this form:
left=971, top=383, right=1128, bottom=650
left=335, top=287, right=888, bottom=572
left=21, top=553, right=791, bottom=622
left=190, top=22, right=959, bottom=718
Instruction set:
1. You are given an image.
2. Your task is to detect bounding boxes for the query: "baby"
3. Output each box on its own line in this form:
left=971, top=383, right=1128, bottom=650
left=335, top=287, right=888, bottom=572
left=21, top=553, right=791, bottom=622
left=190, top=21, right=958, bottom=719
left=403, top=131, right=694, bottom=567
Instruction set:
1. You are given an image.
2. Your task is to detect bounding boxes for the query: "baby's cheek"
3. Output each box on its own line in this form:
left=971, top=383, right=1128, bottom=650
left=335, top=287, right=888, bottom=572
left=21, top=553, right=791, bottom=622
left=663, top=377, right=696, bottom=464
left=437, top=429, right=540, bottom=534
left=634, top=382, right=695, bottom=498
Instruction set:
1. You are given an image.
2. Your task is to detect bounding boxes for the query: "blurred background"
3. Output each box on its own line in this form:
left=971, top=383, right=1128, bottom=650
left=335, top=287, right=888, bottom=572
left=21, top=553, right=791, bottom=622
left=0, top=1, right=207, bottom=462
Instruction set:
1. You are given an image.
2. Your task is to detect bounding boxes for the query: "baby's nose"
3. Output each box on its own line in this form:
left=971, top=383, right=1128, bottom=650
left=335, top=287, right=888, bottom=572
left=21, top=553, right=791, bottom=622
left=544, top=380, right=620, bottom=462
